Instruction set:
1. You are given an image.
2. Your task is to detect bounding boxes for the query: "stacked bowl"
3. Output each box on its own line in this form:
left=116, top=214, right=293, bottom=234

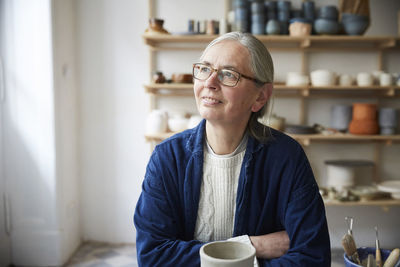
left=251, top=1, right=265, bottom=35
left=233, top=0, right=249, bottom=32
left=277, top=1, right=291, bottom=34
left=341, top=13, right=369, bottom=35
left=314, top=5, right=340, bottom=35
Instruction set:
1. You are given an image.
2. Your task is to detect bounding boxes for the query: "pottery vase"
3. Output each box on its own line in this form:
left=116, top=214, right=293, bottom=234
left=330, top=105, right=352, bottom=132
left=349, top=103, right=379, bottom=135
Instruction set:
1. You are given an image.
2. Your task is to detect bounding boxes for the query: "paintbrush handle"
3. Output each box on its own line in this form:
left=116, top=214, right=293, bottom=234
left=376, top=247, right=383, bottom=267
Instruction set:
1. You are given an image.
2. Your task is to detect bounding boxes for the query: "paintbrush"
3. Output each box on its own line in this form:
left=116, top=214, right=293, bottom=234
left=375, top=226, right=382, bottom=267
left=342, top=233, right=361, bottom=265
left=383, top=248, right=400, bottom=267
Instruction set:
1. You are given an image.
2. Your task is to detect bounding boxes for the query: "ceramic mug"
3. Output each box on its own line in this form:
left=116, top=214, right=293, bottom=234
left=200, top=241, right=256, bottom=267
left=379, top=73, right=393, bottom=86
left=356, top=72, right=373, bottom=86
left=339, top=74, right=354, bottom=86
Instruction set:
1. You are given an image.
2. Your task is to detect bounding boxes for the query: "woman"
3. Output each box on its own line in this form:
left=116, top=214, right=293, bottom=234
left=134, top=32, right=330, bottom=266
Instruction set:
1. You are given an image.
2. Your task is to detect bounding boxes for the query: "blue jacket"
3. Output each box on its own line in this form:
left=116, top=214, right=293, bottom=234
left=134, top=120, right=331, bottom=266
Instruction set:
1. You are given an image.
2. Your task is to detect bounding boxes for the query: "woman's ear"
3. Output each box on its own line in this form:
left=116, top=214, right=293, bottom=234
left=251, top=83, right=273, bottom=112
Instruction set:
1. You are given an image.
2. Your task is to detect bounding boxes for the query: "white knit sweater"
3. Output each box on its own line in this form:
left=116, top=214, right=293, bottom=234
left=194, top=136, right=247, bottom=242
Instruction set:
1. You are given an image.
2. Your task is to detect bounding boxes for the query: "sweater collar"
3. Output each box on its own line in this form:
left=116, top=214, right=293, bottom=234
left=186, top=119, right=264, bottom=156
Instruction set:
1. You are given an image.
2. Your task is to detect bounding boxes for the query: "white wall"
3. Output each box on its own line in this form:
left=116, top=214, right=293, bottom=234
left=77, top=0, right=149, bottom=243
left=76, top=0, right=400, bottom=250
left=0, top=0, right=80, bottom=265
left=52, top=0, right=81, bottom=262
left=2, top=0, right=59, bottom=265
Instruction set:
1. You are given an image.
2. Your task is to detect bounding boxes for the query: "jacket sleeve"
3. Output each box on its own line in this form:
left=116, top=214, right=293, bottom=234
left=261, top=150, right=331, bottom=266
left=134, top=150, right=203, bottom=267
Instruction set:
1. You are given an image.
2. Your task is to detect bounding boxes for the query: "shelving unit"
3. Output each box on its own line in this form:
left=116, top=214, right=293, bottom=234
left=143, top=2, right=400, bottom=207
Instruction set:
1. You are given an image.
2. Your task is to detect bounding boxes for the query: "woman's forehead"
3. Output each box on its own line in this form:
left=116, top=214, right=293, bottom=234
left=201, top=41, right=251, bottom=70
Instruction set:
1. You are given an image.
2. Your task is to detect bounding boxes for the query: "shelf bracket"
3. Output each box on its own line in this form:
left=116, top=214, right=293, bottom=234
left=386, top=88, right=395, bottom=97
left=301, top=89, right=310, bottom=97
left=301, top=138, right=310, bottom=146
left=300, top=38, right=311, bottom=48
left=380, top=38, right=396, bottom=49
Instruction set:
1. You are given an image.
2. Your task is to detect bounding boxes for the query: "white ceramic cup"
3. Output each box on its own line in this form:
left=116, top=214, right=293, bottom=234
left=379, top=73, right=393, bottom=86
left=200, top=241, right=256, bottom=267
left=356, top=72, right=373, bottom=86
left=339, top=74, right=354, bottom=86
left=310, top=70, right=336, bottom=86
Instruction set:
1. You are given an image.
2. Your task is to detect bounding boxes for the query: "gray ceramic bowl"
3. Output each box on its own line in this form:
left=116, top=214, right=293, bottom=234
left=318, top=5, right=338, bottom=21
left=341, top=14, right=369, bottom=35
left=314, top=18, right=339, bottom=35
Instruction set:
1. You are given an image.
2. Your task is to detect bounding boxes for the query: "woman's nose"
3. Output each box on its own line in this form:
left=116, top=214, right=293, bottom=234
left=204, top=70, right=220, bottom=89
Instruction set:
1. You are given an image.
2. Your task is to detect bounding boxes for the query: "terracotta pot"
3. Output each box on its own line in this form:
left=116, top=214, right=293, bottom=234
left=352, top=103, right=377, bottom=120
left=349, top=119, right=379, bottom=135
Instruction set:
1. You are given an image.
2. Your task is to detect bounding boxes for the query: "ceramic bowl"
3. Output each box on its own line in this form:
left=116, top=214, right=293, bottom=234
left=266, top=19, right=280, bottom=35
left=310, top=69, right=336, bottom=86
left=168, top=117, right=188, bottom=132
left=286, top=72, right=309, bottom=86
left=317, top=5, right=338, bottom=21
left=314, top=18, right=339, bottom=35
left=377, top=180, right=400, bottom=199
left=341, top=13, right=369, bottom=35
left=344, top=247, right=392, bottom=267
left=285, top=124, right=317, bottom=134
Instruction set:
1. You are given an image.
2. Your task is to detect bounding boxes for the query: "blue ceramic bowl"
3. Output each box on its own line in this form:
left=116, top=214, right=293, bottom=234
left=342, top=19, right=369, bottom=35
left=314, top=18, right=339, bottom=35
left=318, top=5, right=338, bottom=21
left=341, top=13, right=369, bottom=23
left=344, top=247, right=397, bottom=267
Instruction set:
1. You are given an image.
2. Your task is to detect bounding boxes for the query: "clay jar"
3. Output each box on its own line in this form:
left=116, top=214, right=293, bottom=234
left=349, top=103, right=379, bottom=135
left=146, top=18, right=169, bottom=34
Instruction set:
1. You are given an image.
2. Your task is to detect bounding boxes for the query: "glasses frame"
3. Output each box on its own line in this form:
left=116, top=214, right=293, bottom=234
left=192, top=63, right=264, bottom=87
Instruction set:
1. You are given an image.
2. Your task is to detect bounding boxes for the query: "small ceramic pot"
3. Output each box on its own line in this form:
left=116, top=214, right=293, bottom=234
left=146, top=110, right=168, bottom=134
left=200, top=241, right=255, bottom=267
left=266, top=19, right=280, bottom=35
left=289, top=21, right=312, bottom=37
left=379, top=108, right=398, bottom=128
left=352, top=103, right=377, bottom=121
left=330, top=105, right=352, bottom=132
left=349, top=103, right=379, bottom=135
left=310, top=69, right=336, bottom=86
left=356, top=72, right=373, bottom=86
left=286, top=72, right=309, bottom=86
left=302, top=1, right=315, bottom=21
left=379, top=73, right=393, bottom=86
left=339, top=74, right=354, bottom=86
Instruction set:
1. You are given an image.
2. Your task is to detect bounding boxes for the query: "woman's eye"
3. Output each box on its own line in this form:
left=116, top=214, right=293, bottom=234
left=200, top=66, right=211, bottom=73
left=223, top=70, right=235, bottom=79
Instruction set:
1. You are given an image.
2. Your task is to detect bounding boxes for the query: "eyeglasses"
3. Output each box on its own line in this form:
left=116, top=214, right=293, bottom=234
left=192, top=63, right=264, bottom=87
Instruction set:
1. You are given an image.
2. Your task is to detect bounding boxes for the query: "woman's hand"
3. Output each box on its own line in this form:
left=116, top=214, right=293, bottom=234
left=249, top=231, right=290, bottom=259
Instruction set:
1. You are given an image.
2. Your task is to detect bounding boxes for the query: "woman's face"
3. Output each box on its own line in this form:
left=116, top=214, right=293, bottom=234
left=194, top=41, right=265, bottom=127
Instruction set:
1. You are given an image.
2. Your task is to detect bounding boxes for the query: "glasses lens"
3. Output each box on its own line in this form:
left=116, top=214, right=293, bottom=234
left=219, top=69, right=240, bottom=87
left=193, top=64, right=211, bottom=80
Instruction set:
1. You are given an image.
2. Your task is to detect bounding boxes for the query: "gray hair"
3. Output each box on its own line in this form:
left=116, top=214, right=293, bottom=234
left=200, top=32, right=274, bottom=143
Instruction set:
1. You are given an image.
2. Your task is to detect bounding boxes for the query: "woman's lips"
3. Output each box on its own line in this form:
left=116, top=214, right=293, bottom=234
left=202, top=96, right=222, bottom=105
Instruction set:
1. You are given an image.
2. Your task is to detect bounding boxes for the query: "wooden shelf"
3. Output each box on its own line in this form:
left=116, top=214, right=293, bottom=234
left=289, top=134, right=400, bottom=146
left=144, top=83, right=400, bottom=97
left=324, top=199, right=400, bottom=206
left=143, top=34, right=400, bottom=51
left=145, top=132, right=400, bottom=145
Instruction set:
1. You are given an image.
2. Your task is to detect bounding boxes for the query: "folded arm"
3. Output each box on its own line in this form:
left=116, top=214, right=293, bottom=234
left=134, top=152, right=203, bottom=266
